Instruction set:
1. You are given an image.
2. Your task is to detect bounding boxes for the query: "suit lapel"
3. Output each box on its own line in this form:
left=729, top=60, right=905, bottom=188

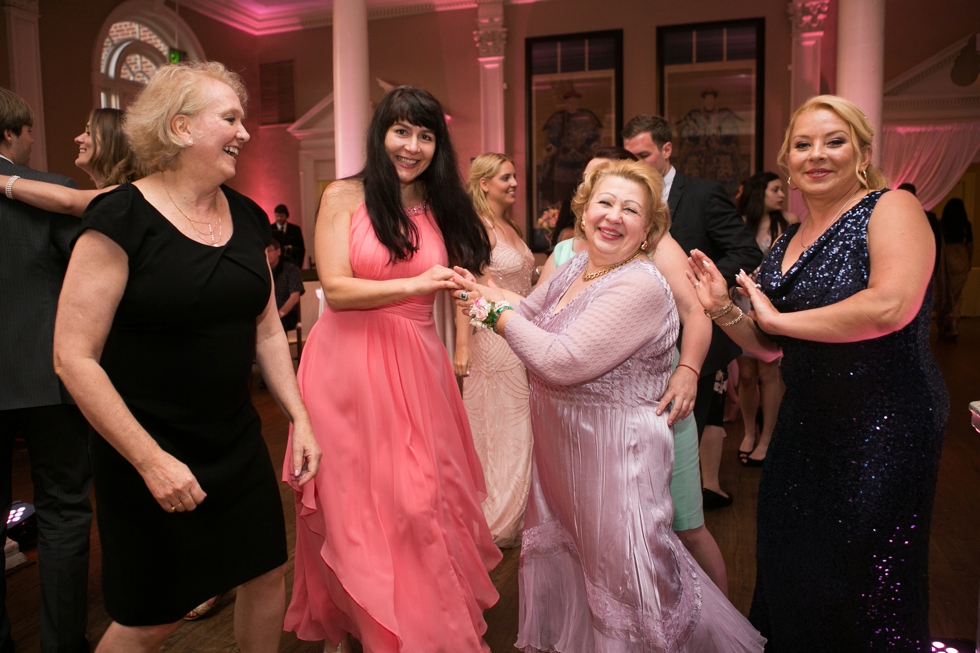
left=667, top=170, right=684, bottom=217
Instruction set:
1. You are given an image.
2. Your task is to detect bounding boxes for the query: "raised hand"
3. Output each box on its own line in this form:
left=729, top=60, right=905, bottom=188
left=685, top=249, right=732, bottom=314
left=736, top=269, right=783, bottom=334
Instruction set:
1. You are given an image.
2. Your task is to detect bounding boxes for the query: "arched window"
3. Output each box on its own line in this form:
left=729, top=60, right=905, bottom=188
left=92, top=1, right=205, bottom=109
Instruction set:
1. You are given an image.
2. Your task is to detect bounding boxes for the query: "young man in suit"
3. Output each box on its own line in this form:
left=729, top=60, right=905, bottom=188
left=0, top=88, right=92, bottom=653
left=269, top=203, right=306, bottom=268
left=624, top=114, right=762, bottom=593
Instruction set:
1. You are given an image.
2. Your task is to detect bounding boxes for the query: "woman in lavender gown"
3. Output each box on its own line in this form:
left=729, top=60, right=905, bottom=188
left=453, top=160, right=764, bottom=652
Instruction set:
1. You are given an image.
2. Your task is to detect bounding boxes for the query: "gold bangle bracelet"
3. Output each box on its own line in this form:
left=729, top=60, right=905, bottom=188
left=704, top=301, right=735, bottom=320
left=720, top=307, right=745, bottom=328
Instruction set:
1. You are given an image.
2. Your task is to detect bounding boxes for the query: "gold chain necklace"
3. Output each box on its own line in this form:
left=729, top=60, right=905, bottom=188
left=582, top=250, right=642, bottom=282
left=800, top=187, right=862, bottom=251
left=163, top=178, right=223, bottom=247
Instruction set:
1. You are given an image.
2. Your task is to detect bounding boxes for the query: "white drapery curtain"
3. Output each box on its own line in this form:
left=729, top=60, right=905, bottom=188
left=881, top=122, right=980, bottom=211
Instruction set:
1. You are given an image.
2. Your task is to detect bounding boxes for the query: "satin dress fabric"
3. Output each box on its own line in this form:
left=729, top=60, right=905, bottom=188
left=462, top=233, right=536, bottom=547
left=284, top=203, right=502, bottom=653
left=505, top=252, right=765, bottom=653
left=750, top=190, right=948, bottom=651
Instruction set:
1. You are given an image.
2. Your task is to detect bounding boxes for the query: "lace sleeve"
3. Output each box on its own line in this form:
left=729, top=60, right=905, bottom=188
left=505, top=265, right=677, bottom=386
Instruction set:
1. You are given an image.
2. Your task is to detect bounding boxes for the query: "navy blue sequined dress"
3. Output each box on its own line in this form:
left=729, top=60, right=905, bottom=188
left=751, top=190, right=948, bottom=651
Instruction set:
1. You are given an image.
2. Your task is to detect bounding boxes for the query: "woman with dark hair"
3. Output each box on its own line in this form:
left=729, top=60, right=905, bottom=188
left=732, top=172, right=794, bottom=465
left=0, top=108, right=146, bottom=215
left=284, top=86, right=501, bottom=653
left=937, top=197, right=973, bottom=340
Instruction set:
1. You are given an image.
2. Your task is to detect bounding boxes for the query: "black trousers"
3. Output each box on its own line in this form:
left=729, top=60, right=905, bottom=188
left=1, top=404, right=92, bottom=653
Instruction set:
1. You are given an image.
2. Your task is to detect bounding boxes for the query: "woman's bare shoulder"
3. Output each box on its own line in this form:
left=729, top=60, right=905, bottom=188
left=320, top=179, right=365, bottom=213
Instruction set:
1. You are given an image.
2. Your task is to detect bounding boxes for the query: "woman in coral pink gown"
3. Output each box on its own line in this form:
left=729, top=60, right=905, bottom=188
left=284, top=86, right=501, bottom=653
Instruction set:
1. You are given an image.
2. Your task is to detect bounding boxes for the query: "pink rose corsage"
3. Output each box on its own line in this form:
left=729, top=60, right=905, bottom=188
left=469, top=297, right=513, bottom=333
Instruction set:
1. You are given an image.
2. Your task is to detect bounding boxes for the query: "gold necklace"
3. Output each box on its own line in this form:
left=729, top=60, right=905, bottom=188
left=582, top=250, right=642, bottom=282
left=163, top=178, right=223, bottom=247
left=801, top=187, right=862, bottom=251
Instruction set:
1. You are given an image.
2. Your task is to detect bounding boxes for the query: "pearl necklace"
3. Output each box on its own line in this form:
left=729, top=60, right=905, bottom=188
left=582, top=250, right=642, bottom=282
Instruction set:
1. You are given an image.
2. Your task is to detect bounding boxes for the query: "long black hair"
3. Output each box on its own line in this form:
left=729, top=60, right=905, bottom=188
left=738, top=171, right=789, bottom=246
left=361, top=86, right=491, bottom=273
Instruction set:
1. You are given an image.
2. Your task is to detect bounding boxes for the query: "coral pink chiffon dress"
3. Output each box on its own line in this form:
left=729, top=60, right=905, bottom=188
left=284, top=202, right=502, bottom=653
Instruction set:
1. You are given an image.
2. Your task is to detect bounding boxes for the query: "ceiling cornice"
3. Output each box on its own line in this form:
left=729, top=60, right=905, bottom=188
left=189, top=0, right=545, bottom=36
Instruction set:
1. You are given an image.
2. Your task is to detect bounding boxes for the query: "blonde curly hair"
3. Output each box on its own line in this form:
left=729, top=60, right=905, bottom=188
left=571, top=160, right=670, bottom=251
left=124, top=61, right=248, bottom=172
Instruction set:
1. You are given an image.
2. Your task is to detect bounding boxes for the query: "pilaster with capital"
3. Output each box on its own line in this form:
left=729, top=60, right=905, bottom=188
left=474, top=1, right=507, bottom=153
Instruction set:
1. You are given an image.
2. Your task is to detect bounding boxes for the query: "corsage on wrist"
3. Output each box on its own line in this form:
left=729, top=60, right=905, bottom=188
left=469, top=297, right=514, bottom=333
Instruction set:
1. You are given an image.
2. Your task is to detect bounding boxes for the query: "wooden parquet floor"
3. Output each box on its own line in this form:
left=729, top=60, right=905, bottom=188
left=6, top=319, right=979, bottom=651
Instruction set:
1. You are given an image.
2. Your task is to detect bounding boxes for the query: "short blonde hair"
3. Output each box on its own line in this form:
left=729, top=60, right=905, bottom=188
left=124, top=61, right=248, bottom=172
left=467, top=152, right=523, bottom=237
left=777, top=94, right=887, bottom=191
left=572, top=160, right=670, bottom=250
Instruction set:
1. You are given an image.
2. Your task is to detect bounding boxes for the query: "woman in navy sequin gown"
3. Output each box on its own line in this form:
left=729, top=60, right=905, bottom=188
left=687, top=95, right=948, bottom=651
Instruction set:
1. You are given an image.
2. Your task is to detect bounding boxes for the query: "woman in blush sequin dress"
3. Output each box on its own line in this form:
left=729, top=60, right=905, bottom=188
left=688, top=95, right=948, bottom=651
left=453, top=160, right=765, bottom=653
left=454, top=153, right=535, bottom=548
left=284, top=87, right=501, bottom=653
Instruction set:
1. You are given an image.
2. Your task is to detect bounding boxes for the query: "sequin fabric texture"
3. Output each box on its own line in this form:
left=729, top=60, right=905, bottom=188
left=751, top=190, right=949, bottom=651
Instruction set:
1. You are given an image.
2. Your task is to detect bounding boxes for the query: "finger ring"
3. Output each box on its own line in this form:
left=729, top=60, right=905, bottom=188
left=170, top=505, right=176, bottom=512
left=694, top=281, right=699, bottom=287
left=755, top=283, right=761, bottom=288
left=460, top=291, right=468, bottom=301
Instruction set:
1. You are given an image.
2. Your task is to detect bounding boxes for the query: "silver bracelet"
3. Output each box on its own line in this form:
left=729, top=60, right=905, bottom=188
left=6, top=175, right=20, bottom=200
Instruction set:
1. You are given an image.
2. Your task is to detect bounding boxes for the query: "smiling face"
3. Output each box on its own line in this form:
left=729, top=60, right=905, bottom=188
left=623, top=132, right=672, bottom=177
left=74, top=122, right=94, bottom=173
left=384, top=121, right=435, bottom=186
left=764, top=178, right=785, bottom=213
left=786, top=108, right=869, bottom=200
left=480, top=160, right=517, bottom=209
left=583, top=174, right=651, bottom=266
left=180, top=79, right=250, bottom=181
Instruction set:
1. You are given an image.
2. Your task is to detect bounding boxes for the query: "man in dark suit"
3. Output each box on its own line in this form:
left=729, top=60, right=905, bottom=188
left=624, top=114, right=761, bottom=593
left=269, top=203, right=305, bottom=268
left=0, top=88, right=91, bottom=653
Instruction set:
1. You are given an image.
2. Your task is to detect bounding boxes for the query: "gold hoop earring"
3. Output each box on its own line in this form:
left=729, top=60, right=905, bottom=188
left=860, top=169, right=868, bottom=180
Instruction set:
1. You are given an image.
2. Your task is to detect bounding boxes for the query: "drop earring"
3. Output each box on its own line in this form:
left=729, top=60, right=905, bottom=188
left=641, top=240, right=648, bottom=250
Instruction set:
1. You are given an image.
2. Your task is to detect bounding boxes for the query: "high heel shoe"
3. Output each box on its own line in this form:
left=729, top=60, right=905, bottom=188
left=184, top=594, right=221, bottom=620
left=743, top=454, right=765, bottom=467
left=702, top=488, right=733, bottom=510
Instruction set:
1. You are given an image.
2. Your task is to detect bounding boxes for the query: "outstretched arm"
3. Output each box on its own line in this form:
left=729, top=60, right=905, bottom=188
left=2, top=173, right=109, bottom=217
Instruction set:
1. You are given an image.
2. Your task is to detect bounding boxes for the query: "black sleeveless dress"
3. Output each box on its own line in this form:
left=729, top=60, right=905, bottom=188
left=81, top=184, right=286, bottom=626
left=750, top=190, right=948, bottom=651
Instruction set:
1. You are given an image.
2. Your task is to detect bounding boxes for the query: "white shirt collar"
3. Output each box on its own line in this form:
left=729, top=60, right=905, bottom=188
left=661, top=165, right=676, bottom=204
left=0, top=155, right=14, bottom=165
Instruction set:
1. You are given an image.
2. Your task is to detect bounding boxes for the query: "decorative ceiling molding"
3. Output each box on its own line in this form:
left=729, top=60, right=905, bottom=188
left=190, top=0, right=549, bottom=36
left=885, top=34, right=978, bottom=97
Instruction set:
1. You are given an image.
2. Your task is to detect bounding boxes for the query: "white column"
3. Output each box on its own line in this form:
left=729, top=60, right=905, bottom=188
left=787, top=1, right=828, bottom=111
left=4, top=0, right=47, bottom=171
left=787, top=1, right=829, bottom=216
left=474, top=2, right=507, bottom=154
left=333, top=0, right=370, bottom=178
left=837, top=0, right=885, bottom=165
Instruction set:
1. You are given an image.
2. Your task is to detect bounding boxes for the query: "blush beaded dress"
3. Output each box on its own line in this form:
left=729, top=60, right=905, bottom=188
left=462, top=227, right=536, bottom=547
left=505, top=252, right=765, bottom=653
left=750, top=190, right=948, bottom=651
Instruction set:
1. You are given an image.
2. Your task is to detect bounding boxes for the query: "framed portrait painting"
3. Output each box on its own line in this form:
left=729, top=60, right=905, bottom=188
left=658, top=19, right=765, bottom=198
left=525, top=30, right=623, bottom=251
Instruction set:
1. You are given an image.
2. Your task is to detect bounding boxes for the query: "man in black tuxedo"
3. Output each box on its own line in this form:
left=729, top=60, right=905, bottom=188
left=269, top=203, right=305, bottom=267
left=625, top=114, right=761, bottom=591
left=0, top=88, right=91, bottom=653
